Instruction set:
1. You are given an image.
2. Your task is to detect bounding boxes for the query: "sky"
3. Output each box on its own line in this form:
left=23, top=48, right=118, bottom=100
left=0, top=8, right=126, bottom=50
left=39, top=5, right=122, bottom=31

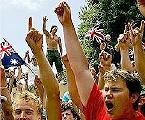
left=0, top=0, right=86, bottom=57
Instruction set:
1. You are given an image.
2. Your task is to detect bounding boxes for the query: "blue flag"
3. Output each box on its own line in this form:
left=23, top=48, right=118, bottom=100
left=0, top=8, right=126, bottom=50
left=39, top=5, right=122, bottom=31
left=0, top=39, right=25, bottom=69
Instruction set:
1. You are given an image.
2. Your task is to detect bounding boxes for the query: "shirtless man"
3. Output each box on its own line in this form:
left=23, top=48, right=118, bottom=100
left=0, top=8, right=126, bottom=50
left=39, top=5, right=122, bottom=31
left=43, top=16, right=64, bottom=83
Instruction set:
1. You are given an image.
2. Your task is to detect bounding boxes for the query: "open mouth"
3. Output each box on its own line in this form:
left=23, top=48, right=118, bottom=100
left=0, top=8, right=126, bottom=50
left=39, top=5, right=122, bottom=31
left=105, top=102, right=114, bottom=112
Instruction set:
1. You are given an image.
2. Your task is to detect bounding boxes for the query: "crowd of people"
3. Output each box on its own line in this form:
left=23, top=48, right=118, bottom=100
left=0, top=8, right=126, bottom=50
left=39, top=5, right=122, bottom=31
left=0, top=0, right=145, bottom=120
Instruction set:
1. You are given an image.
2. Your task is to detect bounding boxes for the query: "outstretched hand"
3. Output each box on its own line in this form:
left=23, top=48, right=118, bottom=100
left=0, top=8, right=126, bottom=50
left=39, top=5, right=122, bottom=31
left=128, top=20, right=145, bottom=46
left=99, top=50, right=112, bottom=66
left=26, top=17, right=43, bottom=54
left=25, top=28, right=43, bottom=54
left=116, top=33, right=130, bottom=51
left=43, top=16, right=48, bottom=23
left=62, top=54, right=70, bottom=68
left=55, top=1, right=72, bottom=26
left=99, top=51, right=112, bottom=74
left=116, top=24, right=132, bottom=51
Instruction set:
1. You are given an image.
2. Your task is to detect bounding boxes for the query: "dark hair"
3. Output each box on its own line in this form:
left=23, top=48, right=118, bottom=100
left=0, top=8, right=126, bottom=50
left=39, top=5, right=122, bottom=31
left=50, top=25, right=57, bottom=33
left=104, top=69, right=142, bottom=110
left=61, top=102, right=81, bottom=120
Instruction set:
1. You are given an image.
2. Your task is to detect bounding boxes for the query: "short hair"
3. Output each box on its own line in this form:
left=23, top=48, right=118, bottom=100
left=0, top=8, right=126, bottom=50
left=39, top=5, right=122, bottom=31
left=104, top=69, right=142, bottom=110
left=50, top=25, right=58, bottom=33
left=12, top=90, right=41, bottom=114
left=61, top=102, right=81, bottom=120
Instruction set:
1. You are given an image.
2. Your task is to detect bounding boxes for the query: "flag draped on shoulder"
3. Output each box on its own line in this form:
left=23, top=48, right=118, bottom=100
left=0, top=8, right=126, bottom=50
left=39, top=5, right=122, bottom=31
left=0, top=38, right=25, bottom=69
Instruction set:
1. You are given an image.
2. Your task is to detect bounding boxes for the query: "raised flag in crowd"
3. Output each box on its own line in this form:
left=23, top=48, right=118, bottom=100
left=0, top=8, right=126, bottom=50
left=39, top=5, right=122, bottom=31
left=0, top=38, right=25, bottom=69
left=85, top=26, right=105, bottom=43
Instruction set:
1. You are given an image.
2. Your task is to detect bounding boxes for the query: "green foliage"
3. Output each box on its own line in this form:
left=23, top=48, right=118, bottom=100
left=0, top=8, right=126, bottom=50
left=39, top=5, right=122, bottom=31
left=78, top=2, right=99, bottom=39
left=78, top=0, right=145, bottom=66
left=78, top=0, right=100, bottom=64
left=81, top=38, right=92, bottom=57
left=81, top=39, right=100, bottom=64
left=96, top=0, right=144, bottom=40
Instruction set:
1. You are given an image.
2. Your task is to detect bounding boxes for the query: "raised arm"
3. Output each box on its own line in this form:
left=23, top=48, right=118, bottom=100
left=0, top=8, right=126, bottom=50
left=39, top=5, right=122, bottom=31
left=34, top=75, right=47, bottom=108
left=25, top=27, right=61, bottom=119
left=62, top=55, right=83, bottom=111
left=98, top=51, right=112, bottom=90
left=116, top=25, right=134, bottom=72
left=24, top=50, right=31, bottom=63
left=1, top=67, right=14, bottom=120
left=55, top=2, right=94, bottom=106
left=43, top=16, right=50, bottom=36
left=129, top=20, right=145, bottom=84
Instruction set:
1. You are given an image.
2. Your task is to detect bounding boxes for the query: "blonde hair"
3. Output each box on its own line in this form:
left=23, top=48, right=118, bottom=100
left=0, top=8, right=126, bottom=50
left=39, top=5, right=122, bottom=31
left=12, top=90, right=41, bottom=114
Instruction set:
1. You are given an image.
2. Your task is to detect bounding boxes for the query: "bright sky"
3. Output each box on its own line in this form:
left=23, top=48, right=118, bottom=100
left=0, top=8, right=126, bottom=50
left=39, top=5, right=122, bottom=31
left=0, top=0, right=86, bottom=57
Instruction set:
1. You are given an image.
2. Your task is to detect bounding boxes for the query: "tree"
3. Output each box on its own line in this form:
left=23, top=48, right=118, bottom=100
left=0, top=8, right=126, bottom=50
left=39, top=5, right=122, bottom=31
left=78, top=0, right=145, bottom=67
left=78, top=1, right=101, bottom=66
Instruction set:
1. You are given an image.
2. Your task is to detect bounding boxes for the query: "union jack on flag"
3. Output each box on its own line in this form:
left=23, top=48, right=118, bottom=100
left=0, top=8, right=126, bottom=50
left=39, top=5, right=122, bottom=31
left=0, top=39, right=25, bottom=69
left=85, top=27, right=105, bottom=43
left=0, top=40, right=15, bottom=59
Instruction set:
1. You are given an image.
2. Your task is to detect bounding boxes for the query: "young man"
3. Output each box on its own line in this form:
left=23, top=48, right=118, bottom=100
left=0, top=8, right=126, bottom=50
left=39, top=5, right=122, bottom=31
left=13, top=91, right=42, bottom=120
left=61, top=102, right=81, bottom=120
left=83, top=69, right=143, bottom=119
left=55, top=2, right=145, bottom=119
left=43, top=16, right=64, bottom=82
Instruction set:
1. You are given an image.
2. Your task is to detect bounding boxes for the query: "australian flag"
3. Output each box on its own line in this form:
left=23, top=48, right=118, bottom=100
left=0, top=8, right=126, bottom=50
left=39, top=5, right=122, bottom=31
left=0, top=39, right=25, bottom=69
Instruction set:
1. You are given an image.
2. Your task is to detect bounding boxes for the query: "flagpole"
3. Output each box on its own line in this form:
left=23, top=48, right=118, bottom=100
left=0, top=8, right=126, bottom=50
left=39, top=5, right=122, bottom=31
left=3, top=38, right=15, bottom=52
left=25, top=63, right=36, bottom=76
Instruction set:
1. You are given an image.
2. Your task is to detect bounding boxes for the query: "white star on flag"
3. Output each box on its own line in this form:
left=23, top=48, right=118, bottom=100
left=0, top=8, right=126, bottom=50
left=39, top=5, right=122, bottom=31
left=10, top=59, right=18, bottom=65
